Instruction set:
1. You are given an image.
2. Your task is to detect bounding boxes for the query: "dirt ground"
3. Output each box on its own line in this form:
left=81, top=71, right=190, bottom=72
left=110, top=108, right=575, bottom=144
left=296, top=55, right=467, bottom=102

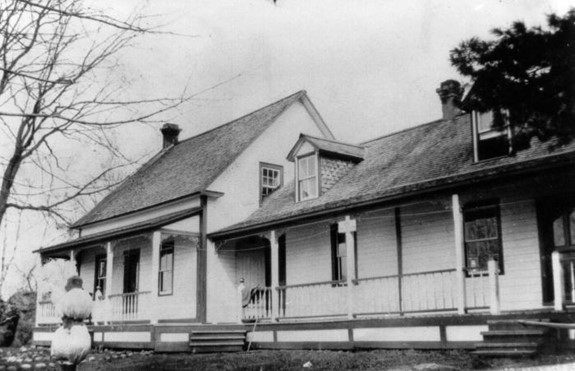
left=2, top=346, right=575, bottom=370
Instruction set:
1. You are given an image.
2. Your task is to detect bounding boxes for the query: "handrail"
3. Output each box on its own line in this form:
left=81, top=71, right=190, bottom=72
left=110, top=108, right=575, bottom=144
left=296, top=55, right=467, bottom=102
left=108, top=291, right=151, bottom=299
left=277, top=280, right=344, bottom=290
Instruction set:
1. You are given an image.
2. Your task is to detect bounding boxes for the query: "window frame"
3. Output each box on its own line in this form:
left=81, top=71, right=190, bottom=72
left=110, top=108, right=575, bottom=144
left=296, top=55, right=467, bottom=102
left=259, top=162, right=283, bottom=204
left=296, top=153, right=319, bottom=202
left=471, top=110, right=512, bottom=163
left=94, top=254, right=107, bottom=298
left=463, top=202, right=504, bottom=275
left=158, top=239, right=175, bottom=296
left=551, top=207, right=575, bottom=251
left=330, top=224, right=358, bottom=283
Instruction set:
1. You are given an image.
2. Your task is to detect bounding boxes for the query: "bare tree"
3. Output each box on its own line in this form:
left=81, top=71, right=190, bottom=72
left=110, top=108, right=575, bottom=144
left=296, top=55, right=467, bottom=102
left=0, top=0, right=197, bottom=293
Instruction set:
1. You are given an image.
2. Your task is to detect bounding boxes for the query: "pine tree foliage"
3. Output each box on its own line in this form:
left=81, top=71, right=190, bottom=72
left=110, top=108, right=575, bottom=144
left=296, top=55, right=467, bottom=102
left=450, top=9, right=575, bottom=148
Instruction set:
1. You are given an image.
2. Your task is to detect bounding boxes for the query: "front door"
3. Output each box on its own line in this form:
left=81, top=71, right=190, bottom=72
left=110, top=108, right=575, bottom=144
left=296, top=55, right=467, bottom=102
left=538, top=196, right=575, bottom=304
left=123, top=249, right=140, bottom=293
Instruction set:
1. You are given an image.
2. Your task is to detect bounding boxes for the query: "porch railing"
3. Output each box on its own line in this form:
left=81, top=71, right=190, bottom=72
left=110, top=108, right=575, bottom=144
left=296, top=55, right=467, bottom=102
left=241, top=264, right=500, bottom=321
left=561, top=253, right=575, bottom=304
left=37, top=300, right=59, bottom=325
left=277, top=280, right=347, bottom=318
left=108, top=291, right=151, bottom=322
left=243, top=287, right=273, bottom=320
left=465, top=269, right=490, bottom=309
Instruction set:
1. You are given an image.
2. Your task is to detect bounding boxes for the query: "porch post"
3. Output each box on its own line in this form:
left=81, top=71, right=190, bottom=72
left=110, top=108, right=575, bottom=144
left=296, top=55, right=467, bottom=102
left=339, top=215, right=357, bottom=320
left=270, top=230, right=279, bottom=322
left=552, top=251, right=564, bottom=311
left=451, top=194, right=467, bottom=314
left=150, top=231, right=161, bottom=324
left=488, top=259, right=500, bottom=315
left=35, top=254, right=44, bottom=327
left=105, top=242, right=114, bottom=323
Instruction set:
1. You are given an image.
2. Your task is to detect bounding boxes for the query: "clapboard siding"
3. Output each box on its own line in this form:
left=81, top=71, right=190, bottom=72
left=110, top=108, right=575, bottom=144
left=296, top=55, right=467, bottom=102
left=152, top=238, right=197, bottom=320
left=236, top=249, right=266, bottom=290
left=498, top=198, right=543, bottom=311
left=206, top=240, right=239, bottom=323
left=286, top=223, right=332, bottom=285
left=401, top=202, right=453, bottom=275
left=111, top=235, right=152, bottom=296
left=357, top=210, right=397, bottom=278
left=78, top=247, right=104, bottom=296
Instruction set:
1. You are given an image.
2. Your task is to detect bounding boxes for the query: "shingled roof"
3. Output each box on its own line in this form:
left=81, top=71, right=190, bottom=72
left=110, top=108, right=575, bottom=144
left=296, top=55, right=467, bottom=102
left=73, top=90, right=308, bottom=227
left=287, top=134, right=365, bottom=162
left=212, top=114, right=575, bottom=238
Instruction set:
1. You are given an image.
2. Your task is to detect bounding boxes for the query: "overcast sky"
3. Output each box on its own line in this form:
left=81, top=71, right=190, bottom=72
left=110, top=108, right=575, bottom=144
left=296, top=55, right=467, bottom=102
left=2, top=0, right=573, bottom=297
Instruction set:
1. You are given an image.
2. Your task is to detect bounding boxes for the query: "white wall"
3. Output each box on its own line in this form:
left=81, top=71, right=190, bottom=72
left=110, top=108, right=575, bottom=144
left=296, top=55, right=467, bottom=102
left=207, top=101, right=327, bottom=234
left=206, top=240, right=238, bottom=323
left=81, top=198, right=201, bottom=236
left=77, top=246, right=106, bottom=296
left=152, top=235, right=197, bottom=320
left=401, top=200, right=454, bottom=274
left=497, top=198, right=543, bottom=311
left=357, top=209, right=397, bottom=278
left=286, top=223, right=332, bottom=285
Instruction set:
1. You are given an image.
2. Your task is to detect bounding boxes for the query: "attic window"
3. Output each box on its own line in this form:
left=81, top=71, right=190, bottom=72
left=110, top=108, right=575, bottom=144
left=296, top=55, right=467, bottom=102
left=472, top=110, right=512, bottom=162
left=297, top=153, right=318, bottom=201
left=260, top=163, right=283, bottom=203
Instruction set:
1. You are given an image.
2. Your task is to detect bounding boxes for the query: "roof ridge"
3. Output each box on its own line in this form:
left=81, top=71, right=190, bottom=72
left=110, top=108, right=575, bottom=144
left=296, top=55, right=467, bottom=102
left=177, top=90, right=307, bottom=145
left=72, top=90, right=309, bottom=228
left=360, top=117, right=453, bottom=145
left=302, top=133, right=365, bottom=149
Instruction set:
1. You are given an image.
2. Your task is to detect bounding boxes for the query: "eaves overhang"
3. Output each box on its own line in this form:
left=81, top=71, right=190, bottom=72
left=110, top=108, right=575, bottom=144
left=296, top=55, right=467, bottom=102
left=35, top=206, right=203, bottom=255
left=209, top=152, right=575, bottom=241
left=71, top=190, right=223, bottom=230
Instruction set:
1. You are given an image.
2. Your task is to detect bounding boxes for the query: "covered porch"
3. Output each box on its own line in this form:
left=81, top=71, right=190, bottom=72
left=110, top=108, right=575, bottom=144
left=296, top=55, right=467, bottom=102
left=214, top=191, right=574, bottom=324
left=36, top=229, right=200, bottom=326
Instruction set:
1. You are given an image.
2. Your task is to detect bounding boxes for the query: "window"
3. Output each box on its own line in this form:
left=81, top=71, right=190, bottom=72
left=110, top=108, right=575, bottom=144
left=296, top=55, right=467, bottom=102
left=297, top=154, right=318, bottom=201
left=94, top=255, right=106, bottom=297
left=159, top=239, right=174, bottom=295
left=260, top=163, right=283, bottom=203
left=330, top=225, right=357, bottom=282
left=463, top=203, right=504, bottom=273
left=472, top=110, right=512, bottom=162
left=552, top=207, right=575, bottom=249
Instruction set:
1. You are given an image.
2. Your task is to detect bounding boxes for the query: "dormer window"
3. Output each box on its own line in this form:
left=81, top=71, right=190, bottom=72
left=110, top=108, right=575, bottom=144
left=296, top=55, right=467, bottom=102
left=472, top=110, right=512, bottom=162
left=297, top=153, right=318, bottom=201
left=260, top=163, right=283, bottom=203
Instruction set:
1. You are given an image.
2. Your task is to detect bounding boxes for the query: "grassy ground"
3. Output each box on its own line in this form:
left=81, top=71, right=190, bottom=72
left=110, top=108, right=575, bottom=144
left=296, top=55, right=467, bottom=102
left=3, top=347, right=575, bottom=370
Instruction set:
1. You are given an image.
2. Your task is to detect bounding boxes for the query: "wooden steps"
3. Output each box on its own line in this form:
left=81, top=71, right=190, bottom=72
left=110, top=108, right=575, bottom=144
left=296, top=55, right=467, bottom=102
left=189, top=330, right=246, bottom=353
left=474, top=319, right=551, bottom=357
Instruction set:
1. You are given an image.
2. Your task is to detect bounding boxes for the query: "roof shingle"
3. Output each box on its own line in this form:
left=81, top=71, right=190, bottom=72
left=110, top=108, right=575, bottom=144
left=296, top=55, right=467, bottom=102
left=73, top=90, right=307, bottom=227
left=213, top=114, right=575, bottom=237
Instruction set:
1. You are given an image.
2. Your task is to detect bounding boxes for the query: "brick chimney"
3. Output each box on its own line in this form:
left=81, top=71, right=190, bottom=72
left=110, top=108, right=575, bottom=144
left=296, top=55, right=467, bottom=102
left=436, top=80, right=463, bottom=120
left=160, top=123, right=181, bottom=148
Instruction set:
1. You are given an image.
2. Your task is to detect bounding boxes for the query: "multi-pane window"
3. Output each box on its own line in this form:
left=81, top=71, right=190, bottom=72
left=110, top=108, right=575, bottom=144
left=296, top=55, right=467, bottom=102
left=297, top=154, right=317, bottom=201
left=553, top=207, right=575, bottom=249
left=159, top=240, right=174, bottom=295
left=473, top=110, right=511, bottom=162
left=464, top=203, right=504, bottom=273
left=94, top=255, right=106, bottom=297
left=260, top=163, right=283, bottom=202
